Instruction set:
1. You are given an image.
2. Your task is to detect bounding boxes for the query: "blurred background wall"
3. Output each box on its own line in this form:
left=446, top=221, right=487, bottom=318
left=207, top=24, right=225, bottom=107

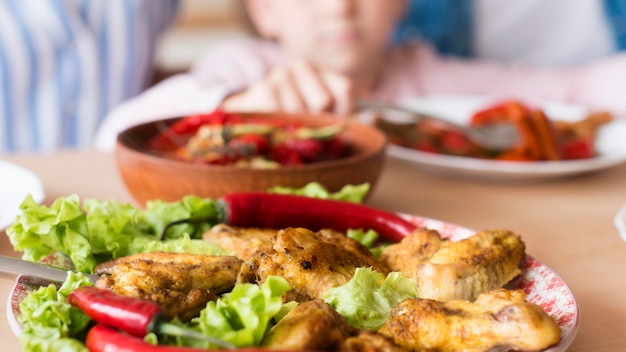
left=151, top=0, right=248, bottom=83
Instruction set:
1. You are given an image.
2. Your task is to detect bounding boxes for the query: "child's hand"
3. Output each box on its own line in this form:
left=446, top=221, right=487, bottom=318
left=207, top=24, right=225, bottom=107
left=221, top=61, right=354, bottom=117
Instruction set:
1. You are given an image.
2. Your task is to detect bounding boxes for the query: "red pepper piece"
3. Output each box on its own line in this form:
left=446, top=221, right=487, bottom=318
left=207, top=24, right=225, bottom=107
left=68, top=286, right=167, bottom=337
left=322, top=136, right=347, bottom=160
left=282, top=138, right=324, bottom=162
left=85, top=325, right=215, bottom=352
left=86, top=324, right=318, bottom=352
left=439, top=130, right=476, bottom=156
left=149, top=109, right=234, bottom=151
left=170, top=109, right=232, bottom=136
left=70, top=287, right=234, bottom=348
left=228, top=133, right=269, bottom=157
left=560, top=138, right=594, bottom=159
left=220, top=193, right=417, bottom=243
left=269, top=144, right=304, bottom=165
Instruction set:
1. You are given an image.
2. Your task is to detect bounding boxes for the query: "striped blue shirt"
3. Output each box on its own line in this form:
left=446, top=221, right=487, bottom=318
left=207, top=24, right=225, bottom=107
left=0, top=0, right=179, bottom=154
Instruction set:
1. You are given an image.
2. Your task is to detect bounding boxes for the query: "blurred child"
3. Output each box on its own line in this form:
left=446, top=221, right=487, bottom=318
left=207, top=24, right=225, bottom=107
left=95, top=0, right=626, bottom=151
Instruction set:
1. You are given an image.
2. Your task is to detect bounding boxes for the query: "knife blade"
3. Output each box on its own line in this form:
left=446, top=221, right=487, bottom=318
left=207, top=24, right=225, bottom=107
left=0, top=255, right=98, bottom=283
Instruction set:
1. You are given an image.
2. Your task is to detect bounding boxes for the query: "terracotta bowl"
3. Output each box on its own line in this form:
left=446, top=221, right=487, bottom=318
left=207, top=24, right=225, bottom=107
left=115, top=112, right=387, bottom=205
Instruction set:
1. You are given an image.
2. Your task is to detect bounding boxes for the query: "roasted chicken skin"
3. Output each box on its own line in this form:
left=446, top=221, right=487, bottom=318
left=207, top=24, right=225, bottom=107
left=340, top=331, right=409, bottom=352
left=379, top=289, right=561, bottom=352
left=94, top=252, right=242, bottom=321
left=262, top=299, right=355, bottom=350
left=238, top=227, right=389, bottom=302
left=381, top=228, right=526, bottom=301
left=202, top=224, right=277, bottom=260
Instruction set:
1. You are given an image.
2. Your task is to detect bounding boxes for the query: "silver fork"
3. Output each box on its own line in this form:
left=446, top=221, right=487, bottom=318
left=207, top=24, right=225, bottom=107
left=357, top=100, right=520, bottom=151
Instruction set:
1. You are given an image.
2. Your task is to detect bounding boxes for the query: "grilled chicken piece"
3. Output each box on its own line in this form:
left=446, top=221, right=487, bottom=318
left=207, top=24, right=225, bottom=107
left=340, top=331, right=409, bottom=352
left=94, top=252, right=242, bottom=321
left=380, top=228, right=526, bottom=301
left=239, top=227, right=389, bottom=302
left=262, top=299, right=355, bottom=350
left=379, top=289, right=561, bottom=352
left=202, top=224, right=277, bottom=260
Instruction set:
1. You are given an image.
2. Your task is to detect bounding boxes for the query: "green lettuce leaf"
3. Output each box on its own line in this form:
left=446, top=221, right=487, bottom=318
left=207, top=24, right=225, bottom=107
left=184, top=276, right=293, bottom=348
left=6, top=194, right=223, bottom=272
left=268, top=182, right=370, bottom=203
left=346, top=229, right=391, bottom=258
left=322, top=267, right=416, bottom=330
left=17, top=272, right=93, bottom=351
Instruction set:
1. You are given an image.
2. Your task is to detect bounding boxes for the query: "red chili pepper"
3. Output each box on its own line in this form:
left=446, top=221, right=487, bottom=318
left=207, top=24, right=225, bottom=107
left=86, top=324, right=319, bottom=352
left=68, top=286, right=232, bottom=348
left=85, top=325, right=218, bottom=352
left=219, top=193, right=417, bottom=243
left=69, top=286, right=165, bottom=337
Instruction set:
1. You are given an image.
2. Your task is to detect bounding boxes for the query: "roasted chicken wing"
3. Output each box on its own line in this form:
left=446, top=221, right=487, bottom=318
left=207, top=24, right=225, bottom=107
left=202, top=224, right=277, bottom=260
left=381, top=228, right=525, bottom=301
left=262, top=299, right=355, bottom=350
left=379, top=288, right=561, bottom=352
left=239, top=227, right=389, bottom=302
left=340, top=331, right=409, bottom=352
left=94, top=252, right=242, bottom=320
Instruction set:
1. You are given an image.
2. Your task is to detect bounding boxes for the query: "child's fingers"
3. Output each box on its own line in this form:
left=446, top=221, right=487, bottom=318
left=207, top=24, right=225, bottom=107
left=290, top=61, right=334, bottom=113
left=268, top=67, right=307, bottom=113
left=319, top=70, right=354, bottom=116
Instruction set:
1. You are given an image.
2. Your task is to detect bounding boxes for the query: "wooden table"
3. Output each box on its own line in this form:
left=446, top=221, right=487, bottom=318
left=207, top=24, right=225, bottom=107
left=2, top=150, right=626, bottom=351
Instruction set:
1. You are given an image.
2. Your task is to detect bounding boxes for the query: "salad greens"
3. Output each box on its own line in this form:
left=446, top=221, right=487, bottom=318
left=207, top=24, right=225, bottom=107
left=174, top=276, right=295, bottom=348
left=323, top=267, right=416, bottom=330
left=268, top=181, right=370, bottom=203
left=6, top=194, right=226, bottom=273
left=17, top=272, right=94, bottom=352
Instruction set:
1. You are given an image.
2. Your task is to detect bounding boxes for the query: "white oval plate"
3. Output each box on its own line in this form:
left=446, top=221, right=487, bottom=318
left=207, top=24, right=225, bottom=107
left=0, top=160, right=45, bottom=229
left=8, top=214, right=579, bottom=351
left=368, top=95, right=626, bottom=181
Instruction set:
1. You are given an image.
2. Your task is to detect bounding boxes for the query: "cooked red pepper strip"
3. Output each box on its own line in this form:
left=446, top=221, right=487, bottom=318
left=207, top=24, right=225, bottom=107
left=86, top=324, right=319, bottom=352
left=219, top=193, right=417, bottom=243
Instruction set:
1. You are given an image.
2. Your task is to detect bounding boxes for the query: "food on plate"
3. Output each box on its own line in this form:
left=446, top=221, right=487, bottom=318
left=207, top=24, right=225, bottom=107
left=148, top=109, right=349, bottom=167
left=237, top=227, right=389, bottom=302
left=202, top=224, right=277, bottom=260
left=219, top=192, right=417, bottom=243
left=341, top=330, right=409, bottom=352
left=68, top=286, right=234, bottom=349
left=375, top=99, right=612, bottom=161
left=8, top=191, right=563, bottom=351
left=84, top=324, right=227, bottom=352
left=93, top=252, right=242, bottom=321
left=381, top=228, right=526, bottom=301
left=261, top=299, right=355, bottom=350
left=379, top=288, right=562, bottom=352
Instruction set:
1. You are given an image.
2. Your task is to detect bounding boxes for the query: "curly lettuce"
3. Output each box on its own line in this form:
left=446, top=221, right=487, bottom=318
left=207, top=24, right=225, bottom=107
left=323, top=267, right=416, bottom=330
left=6, top=194, right=225, bottom=273
left=173, top=276, right=295, bottom=348
left=268, top=182, right=370, bottom=203
left=17, top=272, right=94, bottom=352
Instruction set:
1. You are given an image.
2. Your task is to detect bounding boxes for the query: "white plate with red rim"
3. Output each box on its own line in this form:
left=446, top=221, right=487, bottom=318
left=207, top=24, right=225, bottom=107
left=364, top=95, right=626, bottom=181
left=0, top=160, right=45, bottom=229
left=7, top=214, right=579, bottom=351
